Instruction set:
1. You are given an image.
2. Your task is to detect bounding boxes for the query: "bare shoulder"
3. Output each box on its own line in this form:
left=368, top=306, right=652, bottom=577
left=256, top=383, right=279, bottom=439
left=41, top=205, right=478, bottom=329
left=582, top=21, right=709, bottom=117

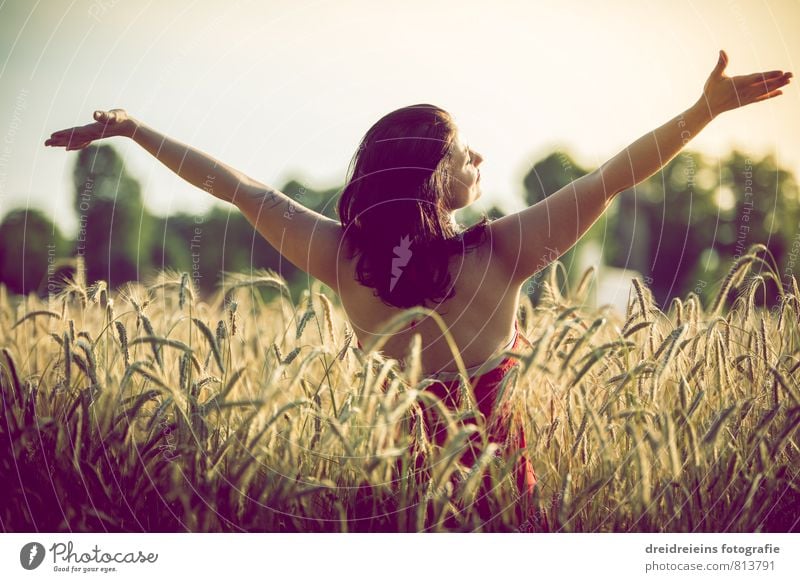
left=485, top=213, right=558, bottom=287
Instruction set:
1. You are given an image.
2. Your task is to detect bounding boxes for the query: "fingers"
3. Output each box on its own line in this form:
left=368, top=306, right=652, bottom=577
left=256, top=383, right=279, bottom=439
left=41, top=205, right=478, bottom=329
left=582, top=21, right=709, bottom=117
left=66, top=142, right=91, bottom=151
left=45, top=129, right=78, bottom=147
left=744, top=71, right=792, bottom=88
left=44, top=131, right=71, bottom=147
left=751, top=88, right=783, bottom=104
left=727, top=70, right=792, bottom=109
left=45, top=127, right=93, bottom=148
left=747, top=72, right=792, bottom=98
left=741, top=70, right=785, bottom=84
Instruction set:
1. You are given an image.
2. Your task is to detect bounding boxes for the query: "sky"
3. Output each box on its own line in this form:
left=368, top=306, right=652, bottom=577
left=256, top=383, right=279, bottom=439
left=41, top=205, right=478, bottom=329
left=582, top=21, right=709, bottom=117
left=1, top=0, right=799, bottom=238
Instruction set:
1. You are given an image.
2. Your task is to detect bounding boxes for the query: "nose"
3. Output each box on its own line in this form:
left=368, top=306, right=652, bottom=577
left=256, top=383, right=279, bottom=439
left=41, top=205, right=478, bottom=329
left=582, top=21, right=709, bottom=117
left=471, top=150, right=484, bottom=167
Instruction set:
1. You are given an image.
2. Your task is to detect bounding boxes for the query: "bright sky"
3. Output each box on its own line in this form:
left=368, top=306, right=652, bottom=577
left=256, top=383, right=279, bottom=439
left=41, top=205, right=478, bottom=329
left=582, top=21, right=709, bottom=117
left=1, top=0, right=798, bottom=237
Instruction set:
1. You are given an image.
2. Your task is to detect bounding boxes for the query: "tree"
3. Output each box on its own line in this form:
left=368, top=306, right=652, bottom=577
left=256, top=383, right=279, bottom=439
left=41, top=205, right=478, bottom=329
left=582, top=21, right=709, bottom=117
left=700, top=150, right=800, bottom=309
left=0, top=209, right=68, bottom=296
left=606, top=150, right=800, bottom=309
left=72, top=145, right=155, bottom=288
left=606, top=150, right=719, bottom=306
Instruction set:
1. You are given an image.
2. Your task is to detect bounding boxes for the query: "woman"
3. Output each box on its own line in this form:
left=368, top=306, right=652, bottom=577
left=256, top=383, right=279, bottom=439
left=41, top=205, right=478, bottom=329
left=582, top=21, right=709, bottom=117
left=44, top=50, right=791, bottom=524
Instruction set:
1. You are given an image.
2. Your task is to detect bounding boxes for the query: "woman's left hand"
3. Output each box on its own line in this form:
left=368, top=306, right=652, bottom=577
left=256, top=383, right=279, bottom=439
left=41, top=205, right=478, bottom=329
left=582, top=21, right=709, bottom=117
left=699, top=50, right=792, bottom=119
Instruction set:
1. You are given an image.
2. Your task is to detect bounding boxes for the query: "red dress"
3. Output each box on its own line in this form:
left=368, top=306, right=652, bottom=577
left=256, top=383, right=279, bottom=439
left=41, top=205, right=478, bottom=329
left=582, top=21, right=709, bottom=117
left=414, top=320, right=537, bottom=514
left=358, top=320, right=542, bottom=528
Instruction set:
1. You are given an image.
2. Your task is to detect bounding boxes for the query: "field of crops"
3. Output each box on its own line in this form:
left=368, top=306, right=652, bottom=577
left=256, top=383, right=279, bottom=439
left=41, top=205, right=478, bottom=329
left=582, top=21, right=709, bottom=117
left=1, top=244, right=798, bottom=532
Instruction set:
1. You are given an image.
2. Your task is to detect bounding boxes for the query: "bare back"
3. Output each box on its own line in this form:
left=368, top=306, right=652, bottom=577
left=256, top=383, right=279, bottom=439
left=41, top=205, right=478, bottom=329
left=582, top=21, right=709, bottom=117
left=335, top=235, right=523, bottom=376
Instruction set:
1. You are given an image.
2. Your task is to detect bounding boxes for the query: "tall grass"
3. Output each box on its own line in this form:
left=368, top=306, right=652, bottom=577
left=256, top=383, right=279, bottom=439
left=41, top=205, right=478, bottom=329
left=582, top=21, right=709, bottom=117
left=0, top=246, right=798, bottom=532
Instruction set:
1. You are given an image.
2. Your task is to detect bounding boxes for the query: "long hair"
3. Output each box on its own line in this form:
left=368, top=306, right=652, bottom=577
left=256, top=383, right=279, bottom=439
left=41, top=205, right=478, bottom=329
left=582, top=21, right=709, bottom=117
left=337, top=104, right=490, bottom=309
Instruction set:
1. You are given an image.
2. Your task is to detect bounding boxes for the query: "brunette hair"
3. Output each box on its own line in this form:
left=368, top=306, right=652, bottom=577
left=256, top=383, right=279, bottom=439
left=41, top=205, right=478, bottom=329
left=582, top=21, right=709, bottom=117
left=337, top=104, right=489, bottom=309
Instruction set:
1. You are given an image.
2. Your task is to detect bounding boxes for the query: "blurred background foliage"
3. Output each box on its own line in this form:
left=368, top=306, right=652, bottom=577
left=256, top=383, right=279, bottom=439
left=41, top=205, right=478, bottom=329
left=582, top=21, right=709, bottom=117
left=1, top=143, right=798, bottom=309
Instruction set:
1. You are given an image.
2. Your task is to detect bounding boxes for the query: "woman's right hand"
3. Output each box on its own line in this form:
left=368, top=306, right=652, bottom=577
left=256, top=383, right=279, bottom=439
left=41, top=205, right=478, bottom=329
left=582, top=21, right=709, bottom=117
left=699, top=50, right=792, bottom=119
left=44, top=109, right=137, bottom=151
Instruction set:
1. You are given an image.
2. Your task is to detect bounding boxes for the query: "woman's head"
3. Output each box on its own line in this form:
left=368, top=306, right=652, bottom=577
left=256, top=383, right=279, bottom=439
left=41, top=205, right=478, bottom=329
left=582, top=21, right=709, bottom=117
left=337, top=104, right=490, bottom=309
left=447, top=130, right=485, bottom=211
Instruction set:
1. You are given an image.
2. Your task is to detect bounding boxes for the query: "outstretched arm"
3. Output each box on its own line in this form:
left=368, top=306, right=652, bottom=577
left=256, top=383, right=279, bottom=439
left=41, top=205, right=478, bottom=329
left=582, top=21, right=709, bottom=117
left=490, top=50, right=792, bottom=286
left=45, top=111, right=344, bottom=290
left=596, top=50, right=790, bottom=195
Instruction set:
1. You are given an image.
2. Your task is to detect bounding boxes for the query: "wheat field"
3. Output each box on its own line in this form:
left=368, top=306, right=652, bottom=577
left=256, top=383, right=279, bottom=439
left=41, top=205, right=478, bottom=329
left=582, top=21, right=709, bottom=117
left=1, top=243, right=798, bottom=532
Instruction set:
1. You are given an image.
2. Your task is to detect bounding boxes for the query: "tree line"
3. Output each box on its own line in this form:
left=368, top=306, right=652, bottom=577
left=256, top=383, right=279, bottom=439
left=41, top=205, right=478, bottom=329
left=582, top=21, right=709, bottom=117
left=1, top=144, right=797, bottom=309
